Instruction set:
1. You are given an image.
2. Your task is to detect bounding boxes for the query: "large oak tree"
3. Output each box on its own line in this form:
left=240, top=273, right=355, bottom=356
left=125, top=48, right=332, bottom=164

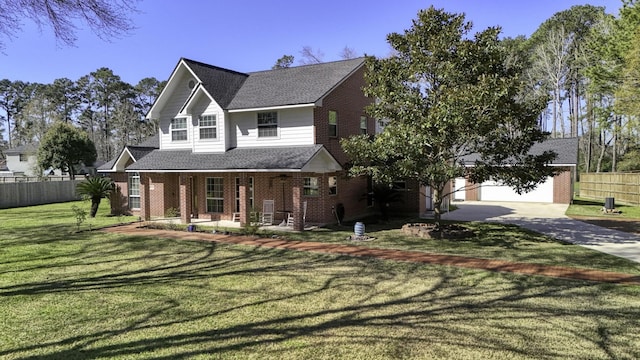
left=341, top=7, right=557, bottom=228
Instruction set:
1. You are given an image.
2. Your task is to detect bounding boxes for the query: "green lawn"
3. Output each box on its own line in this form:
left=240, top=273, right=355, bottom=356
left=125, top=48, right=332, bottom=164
left=1, top=202, right=639, bottom=359
left=567, top=197, right=640, bottom=219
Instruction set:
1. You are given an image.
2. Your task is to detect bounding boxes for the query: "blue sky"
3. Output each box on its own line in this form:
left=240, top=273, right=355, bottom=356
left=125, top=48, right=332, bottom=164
left=1, top=0, right=623, bottom=85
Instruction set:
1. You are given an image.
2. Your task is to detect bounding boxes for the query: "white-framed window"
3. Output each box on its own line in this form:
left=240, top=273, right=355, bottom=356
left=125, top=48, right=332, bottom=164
left=171, top=117, right=188, bottom=141
left=19, top=154, right=28, bottom=162
left=328, top=176, right=337, bottom=195
left=128, top=172, right=140, bottom=209
left=257, top=112, right=278, bottom=138
left=249, top=176, right=254, bottom=209
left=235, top=177, right=241, bottom=213
left=360, top=116, right=367, bottom=135
left=199, top=115, right=217, bottom=140
left=329, top=110, right=337, bottom=137
left=206, top=177, right=224, bottom=213
left=303, top=177, right=319, bottom=196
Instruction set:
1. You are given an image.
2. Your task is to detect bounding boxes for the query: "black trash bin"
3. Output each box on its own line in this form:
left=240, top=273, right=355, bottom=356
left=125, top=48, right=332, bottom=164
left=605, top=197, right=615, bottom=211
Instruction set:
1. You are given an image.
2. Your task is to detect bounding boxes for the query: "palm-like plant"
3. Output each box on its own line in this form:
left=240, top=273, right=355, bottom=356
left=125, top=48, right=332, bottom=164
left=76, top=176, right=113, bottom=217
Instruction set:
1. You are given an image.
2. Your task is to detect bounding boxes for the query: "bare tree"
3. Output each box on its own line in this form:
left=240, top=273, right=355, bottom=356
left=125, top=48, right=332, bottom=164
left=299, top=46, right=324, bottom=64
left=339, top=46, right=358, bottom=59
left=0, top=0, right=138, bottom=50
left=530, top=26, right=571, bottom=138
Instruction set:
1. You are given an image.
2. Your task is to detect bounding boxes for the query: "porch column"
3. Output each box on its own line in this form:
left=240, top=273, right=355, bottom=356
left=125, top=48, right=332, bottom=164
left=292, top=174, right=303, bottom=231
left=180, top=173, right=192, bottom=224
left=140, top=173, right=151, bottom=221
left=239, top=174, right=251, bottom=225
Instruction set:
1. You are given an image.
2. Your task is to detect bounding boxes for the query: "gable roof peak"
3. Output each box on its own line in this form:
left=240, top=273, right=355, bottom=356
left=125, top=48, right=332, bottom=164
left=180, top=58, right=249, bottom=77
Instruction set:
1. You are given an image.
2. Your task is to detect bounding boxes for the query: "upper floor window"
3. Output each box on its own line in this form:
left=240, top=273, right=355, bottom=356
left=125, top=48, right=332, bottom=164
left=360, top=116, right=367, bottom=135
left=329, top=110, right=337, bottom=137
left=171, top=117, right=187, bottom=141
left=199, top=115, right=217, bottom=140
left=19, top=154, right=28, bottom=162
left=257, top=112, right=278, bottom=138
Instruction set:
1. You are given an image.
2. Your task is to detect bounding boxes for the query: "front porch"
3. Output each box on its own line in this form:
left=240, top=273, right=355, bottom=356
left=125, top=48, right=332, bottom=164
left=148, top=217, right=320, bottom=232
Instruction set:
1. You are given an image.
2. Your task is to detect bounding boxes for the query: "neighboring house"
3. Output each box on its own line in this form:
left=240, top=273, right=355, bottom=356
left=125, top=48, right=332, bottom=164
left=2, top=143, right=101, bottom=178
left=99, top=57, right=375, bottom=229
left=2, top=144, right=50, bottom=177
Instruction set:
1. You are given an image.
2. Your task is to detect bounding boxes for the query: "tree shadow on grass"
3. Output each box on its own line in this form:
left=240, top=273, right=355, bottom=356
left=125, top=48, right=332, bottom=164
left=2, top=220, right=640, bottom=359
left=1, top=238, right=639, bottom=359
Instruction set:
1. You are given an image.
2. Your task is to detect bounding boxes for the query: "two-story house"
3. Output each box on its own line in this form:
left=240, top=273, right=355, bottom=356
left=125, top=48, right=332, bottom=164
left=99, top=57, right=375, bottom=230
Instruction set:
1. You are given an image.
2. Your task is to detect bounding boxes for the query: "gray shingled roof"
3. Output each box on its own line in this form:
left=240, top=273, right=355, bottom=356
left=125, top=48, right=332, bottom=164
left=461, top=137, right=579, bottom=165
left=98, top=143, right=159, bottom=171
left=182, top=58, right=248, bottom=109
left=137, top=133, right=159, bottom=147
left=226, top=58, right=365, bottom=110
left=127, top=145, right=327, bottom=171
left=4, top=143, right=38, bottom=155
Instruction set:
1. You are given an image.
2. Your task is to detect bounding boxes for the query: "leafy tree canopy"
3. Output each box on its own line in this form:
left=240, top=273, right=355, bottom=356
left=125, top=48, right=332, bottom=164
left=341, top=6, right=558, bottom=226
left=273, top=55, right=295, bottom=69
left=37, top=122, right=97, bottom=180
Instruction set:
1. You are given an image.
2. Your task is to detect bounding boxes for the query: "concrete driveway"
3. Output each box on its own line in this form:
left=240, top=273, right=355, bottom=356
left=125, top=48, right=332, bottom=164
left=441, top=201, right=640, bottom=264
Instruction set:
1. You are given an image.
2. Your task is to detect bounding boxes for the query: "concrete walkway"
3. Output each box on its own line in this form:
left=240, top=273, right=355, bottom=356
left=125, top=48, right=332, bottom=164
left=442, top=201, right=640, bottom=263
left=102, top=223, right=640, bottom=285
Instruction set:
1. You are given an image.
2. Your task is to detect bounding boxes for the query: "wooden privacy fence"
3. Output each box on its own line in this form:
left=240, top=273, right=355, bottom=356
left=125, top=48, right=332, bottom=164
left=0, top=180, right=83, bottom=209
left=580, top=173, right=640, bottom=205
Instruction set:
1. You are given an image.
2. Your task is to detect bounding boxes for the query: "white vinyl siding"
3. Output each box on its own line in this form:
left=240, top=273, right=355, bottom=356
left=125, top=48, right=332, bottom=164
left=231, top=107, right=314, bottom=148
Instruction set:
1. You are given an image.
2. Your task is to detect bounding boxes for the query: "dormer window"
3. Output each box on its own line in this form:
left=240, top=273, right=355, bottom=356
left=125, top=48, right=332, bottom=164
left=199, top=115, right=217, bottom=140
left=257, top=112, right=278, bottom=138
left=171, top=117, right=188, bottom=141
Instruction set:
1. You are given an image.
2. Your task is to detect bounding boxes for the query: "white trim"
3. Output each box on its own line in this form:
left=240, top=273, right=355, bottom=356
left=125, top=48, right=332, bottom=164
left=228, top=103, right=315, bottom=113
left=147, top=59, right=201, bottom=119
left=179, top=84, right=218, bottom=115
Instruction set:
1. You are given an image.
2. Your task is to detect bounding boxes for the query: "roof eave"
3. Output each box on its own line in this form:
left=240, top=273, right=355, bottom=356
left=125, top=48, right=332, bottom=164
left=315, top=59, right=365, bottom=105
left=227, top=103, right=316, bottom=113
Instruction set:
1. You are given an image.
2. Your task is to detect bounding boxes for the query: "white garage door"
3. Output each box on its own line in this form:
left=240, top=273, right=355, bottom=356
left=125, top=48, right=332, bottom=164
left=479, top=177, right=554, bottom=203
